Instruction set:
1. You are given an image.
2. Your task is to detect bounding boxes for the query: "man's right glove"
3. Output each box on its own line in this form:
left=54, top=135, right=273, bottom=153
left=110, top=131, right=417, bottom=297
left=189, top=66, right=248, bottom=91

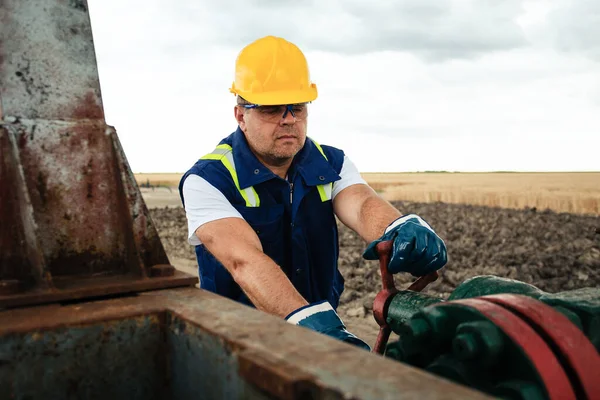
left=363, top=214, right=447, bottom=277
left=285, top=300, right=371, bottom=351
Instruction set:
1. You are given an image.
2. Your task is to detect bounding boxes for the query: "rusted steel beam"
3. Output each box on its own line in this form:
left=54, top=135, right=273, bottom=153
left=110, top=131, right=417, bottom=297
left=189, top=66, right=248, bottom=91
left=0, top=288, right=492, bottom=399
left=0, top=0, right=197, bottom=307
left=0, top=118, right=197, bottom=309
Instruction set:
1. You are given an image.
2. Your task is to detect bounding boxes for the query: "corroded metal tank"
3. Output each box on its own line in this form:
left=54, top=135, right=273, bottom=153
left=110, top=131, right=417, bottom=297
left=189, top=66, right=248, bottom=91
left=0, top=1, right=488, bottom=399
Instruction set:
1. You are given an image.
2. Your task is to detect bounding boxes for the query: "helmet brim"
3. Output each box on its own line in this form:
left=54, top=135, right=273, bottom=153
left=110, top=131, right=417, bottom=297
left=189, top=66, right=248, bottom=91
left=233, top=85, right=318, bottom=106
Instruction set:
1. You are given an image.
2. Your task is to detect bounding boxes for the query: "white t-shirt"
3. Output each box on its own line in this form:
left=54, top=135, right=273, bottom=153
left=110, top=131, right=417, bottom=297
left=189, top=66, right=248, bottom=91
left=182, top=155, right=367, bottom=245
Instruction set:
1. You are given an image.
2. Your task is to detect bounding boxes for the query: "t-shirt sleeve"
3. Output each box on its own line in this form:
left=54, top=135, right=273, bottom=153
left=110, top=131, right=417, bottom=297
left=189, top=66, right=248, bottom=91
left=182, top=174, right=243, bottom=245
left=332, top=155, right=368, bottom=199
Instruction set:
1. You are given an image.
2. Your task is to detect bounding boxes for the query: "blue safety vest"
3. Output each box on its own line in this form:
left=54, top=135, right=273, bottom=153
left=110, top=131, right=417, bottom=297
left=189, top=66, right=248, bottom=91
left=179, top=127, right=347, bottom=309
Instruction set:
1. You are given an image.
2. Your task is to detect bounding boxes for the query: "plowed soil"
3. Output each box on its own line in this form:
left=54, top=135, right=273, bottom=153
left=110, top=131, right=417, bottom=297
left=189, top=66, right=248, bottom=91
left=149, top=197, right=600, bottom=347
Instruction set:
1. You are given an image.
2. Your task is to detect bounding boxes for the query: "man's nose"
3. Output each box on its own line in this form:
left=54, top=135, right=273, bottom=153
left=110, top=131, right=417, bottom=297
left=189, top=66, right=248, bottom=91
left=280, top=105, right=296, bottom=125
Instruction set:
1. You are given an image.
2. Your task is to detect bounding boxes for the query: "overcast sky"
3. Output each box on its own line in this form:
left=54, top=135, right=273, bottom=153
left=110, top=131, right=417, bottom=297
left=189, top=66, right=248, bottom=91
left=87, top=0, right=600, bottom=173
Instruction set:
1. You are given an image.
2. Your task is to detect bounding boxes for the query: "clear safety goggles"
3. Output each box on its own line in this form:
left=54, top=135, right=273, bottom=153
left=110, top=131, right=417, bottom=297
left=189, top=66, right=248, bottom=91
left=241, top=103, right=309, bottom=123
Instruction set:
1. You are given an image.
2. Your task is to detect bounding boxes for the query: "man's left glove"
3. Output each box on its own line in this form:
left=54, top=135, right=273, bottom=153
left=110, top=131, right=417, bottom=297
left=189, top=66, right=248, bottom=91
left=363, top=214, right=447, bottom=276
left=285, top=300, right=371, bottom=351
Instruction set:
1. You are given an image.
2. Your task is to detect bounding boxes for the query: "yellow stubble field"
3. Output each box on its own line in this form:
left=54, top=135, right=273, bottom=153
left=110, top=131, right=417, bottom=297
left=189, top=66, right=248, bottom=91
left=135, top=172, right=600, bottom=216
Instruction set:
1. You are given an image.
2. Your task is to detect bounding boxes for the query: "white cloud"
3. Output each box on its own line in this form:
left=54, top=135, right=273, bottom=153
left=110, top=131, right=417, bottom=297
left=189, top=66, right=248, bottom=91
left=546, top=0, right=600, bottom=61
left=87, top=0, right=600, bottom=173
left=96, top=0, right=528, bottom=61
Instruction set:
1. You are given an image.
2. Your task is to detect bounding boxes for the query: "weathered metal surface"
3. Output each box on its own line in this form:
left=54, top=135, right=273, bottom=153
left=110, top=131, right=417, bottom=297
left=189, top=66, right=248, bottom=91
left=149, top=264, right=176, bottom=277
left=0, top=118, right=197, bottom=309
left=0, top=0, right=104, bottom=120
left=0, top=314, right=168, bottom=399
left=0, top=288, right=492, bottom=399
left=482, top=294, right=600, bottom=400
left=238, top=348, right=322, bottom=400
left=168, top=314, right=275, bottom=400
left=0, top=271, right=197, bottom=309
left=0, top=0, right=197, bottom=306
left=6, top=119, right=137, bottom=278
left=0, top=125, right=49, bottom=292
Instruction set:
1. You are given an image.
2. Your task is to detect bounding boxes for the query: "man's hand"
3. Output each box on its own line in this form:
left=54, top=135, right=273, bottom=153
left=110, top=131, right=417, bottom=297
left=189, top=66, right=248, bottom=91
left=286, top=301, right=371, bottom=351
left=363, top=214, right=447, bottom=276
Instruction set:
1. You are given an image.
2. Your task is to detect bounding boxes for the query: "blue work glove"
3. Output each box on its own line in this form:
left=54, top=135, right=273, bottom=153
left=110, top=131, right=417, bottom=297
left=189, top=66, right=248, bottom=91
left=363, top=214, right=447, bottom=276
left=285, top=300, right=371, bottom=351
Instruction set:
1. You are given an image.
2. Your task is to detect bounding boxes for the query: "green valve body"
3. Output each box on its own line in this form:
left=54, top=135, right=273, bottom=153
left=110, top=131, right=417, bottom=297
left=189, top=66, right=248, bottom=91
left=383, top=275, right=600, bottom=399
left=449, top=276, right=600, bottom=351
left=386, top=275, right=600, bottom=352
left=385, top=303, right=549, bottom=399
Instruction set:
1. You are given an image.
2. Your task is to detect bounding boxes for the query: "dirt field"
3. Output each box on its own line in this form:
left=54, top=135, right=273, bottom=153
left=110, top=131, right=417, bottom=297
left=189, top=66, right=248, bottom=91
left=143, top=187, right=600, bottom=348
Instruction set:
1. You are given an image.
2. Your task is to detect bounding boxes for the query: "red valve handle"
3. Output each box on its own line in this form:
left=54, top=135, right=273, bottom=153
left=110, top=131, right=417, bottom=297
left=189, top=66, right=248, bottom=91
left=372, top=240, right=439, bottom=354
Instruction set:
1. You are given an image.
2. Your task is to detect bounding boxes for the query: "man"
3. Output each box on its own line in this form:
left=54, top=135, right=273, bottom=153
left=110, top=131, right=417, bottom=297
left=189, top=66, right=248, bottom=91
left=179, top=36, right=447, bottom=351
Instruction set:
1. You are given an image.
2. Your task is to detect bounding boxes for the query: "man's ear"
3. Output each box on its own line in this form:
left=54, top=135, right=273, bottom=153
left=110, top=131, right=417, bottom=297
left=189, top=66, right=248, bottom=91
left=234, top=105, right=247, bottom=132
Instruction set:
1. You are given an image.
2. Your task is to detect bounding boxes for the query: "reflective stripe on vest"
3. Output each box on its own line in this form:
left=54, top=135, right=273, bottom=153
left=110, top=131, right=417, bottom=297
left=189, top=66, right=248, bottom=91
left=200, top=144, right=260, bottom=207
left=200, top=139, right=332, bottom=206
left=311, top=140, right=334, bottom=202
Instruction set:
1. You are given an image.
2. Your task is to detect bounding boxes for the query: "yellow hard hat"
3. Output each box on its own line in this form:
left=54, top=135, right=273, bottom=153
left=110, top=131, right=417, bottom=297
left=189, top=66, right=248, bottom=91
left=229, top=36, right=318, bottom=105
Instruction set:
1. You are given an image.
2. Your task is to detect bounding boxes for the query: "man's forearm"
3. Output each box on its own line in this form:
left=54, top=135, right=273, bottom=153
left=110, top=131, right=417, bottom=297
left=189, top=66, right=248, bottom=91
left=357, top=194, right=402, bottom=243
left=230, top=251, right=309, bottom=317
left=333, top=184, right=402, bottom=244
left=196, top=218, right=308, bottom=319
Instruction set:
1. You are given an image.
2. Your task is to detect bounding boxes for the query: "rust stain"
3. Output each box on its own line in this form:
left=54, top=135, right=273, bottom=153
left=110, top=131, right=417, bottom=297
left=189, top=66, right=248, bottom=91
left=71, top=91, right=104, bottom=120
left=149, top=264, right=175, bottom=277
left=1, top=120, right=190, bottom=308
left=47, top=246, right=124, bottom=277
left=0, top=280, right=22, bottom=295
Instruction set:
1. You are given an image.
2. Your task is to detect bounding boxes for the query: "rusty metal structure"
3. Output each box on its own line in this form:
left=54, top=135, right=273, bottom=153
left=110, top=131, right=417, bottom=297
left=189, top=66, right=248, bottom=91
left=0, top=0, right=197, bottom=308
left=1, top=1, right=598, bottom=399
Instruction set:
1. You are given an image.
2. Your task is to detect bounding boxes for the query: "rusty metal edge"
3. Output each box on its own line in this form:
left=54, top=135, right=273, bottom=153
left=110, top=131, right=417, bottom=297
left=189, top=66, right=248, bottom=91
left=154, top=289, right=493, bottom=400
left=237, top=347, right=324, bottom=400
left=0, top=270, right=197, bottom=309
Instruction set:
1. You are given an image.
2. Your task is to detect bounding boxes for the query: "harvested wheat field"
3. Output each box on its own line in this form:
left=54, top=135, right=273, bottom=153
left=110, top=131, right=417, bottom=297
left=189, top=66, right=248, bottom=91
left=364, top=172, right=600, bottom=216
left=141, top=171, right=600, bottom=348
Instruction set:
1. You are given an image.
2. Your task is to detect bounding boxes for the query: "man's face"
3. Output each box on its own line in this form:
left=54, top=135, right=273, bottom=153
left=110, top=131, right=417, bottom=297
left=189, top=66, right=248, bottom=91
left=234, top=104, right=308, bottom=165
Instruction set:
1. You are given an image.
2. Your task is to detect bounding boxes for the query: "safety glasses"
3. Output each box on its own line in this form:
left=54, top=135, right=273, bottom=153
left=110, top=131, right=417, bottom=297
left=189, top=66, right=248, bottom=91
left=241, top=103, right=309, bottom=123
